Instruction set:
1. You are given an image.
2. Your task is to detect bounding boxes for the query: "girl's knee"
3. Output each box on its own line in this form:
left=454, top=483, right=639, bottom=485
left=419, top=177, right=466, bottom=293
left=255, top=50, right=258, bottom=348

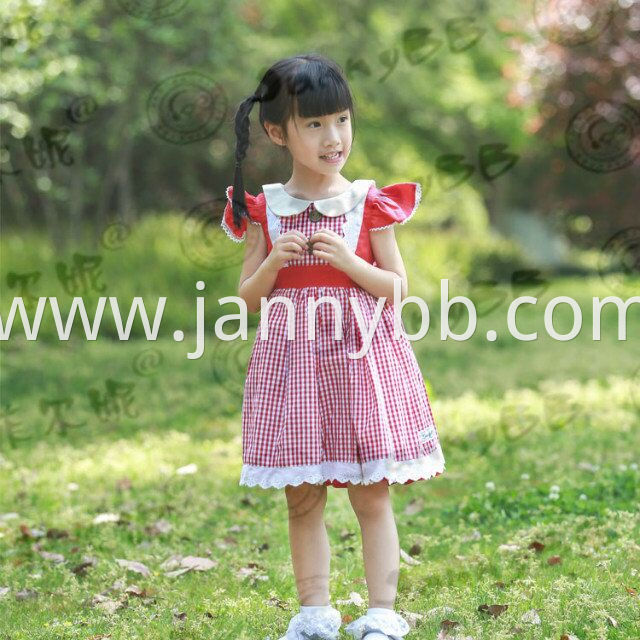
left=347, top=480, right=390, bottom=517
left=285, top=482, right=327, bottom=518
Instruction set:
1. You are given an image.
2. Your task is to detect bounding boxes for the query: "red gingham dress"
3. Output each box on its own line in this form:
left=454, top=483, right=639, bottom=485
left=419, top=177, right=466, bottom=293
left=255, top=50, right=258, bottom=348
left=221, top=179, right=446, bottom=489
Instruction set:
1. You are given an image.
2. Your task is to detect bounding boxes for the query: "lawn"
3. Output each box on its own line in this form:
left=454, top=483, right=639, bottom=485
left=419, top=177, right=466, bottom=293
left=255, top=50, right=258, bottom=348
left=1, top=275, right=639, bottom=639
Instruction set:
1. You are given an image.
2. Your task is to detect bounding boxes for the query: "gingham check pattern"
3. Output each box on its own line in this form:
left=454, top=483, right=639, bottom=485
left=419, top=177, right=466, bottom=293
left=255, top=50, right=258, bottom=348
left=234, top=195, right=445, bottom=488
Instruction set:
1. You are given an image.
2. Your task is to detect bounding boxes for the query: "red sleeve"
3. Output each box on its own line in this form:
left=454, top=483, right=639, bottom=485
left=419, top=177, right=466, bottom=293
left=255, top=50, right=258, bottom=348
left=220, top=185, right=264, bottom=242
left=364, top=182, right=422, bottom=231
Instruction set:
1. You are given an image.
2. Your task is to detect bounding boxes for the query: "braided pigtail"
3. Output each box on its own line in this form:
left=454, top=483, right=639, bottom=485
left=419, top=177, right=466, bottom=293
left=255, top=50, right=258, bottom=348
left=231, top=92, right=261, bottom=229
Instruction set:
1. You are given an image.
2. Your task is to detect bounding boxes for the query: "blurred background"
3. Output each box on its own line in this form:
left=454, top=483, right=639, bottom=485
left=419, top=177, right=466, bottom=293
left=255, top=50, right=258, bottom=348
left=1, top=1, right=639, bottom=639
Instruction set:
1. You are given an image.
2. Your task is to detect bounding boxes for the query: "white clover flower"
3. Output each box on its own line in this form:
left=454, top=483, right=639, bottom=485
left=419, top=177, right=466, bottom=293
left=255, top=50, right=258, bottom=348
left=630, top=462, right=638, bottom=470
left=485, top=481, right=495, bottom=491
left=521, top=473, right=530, bottom=480
left=550, top=484, right=560, bottom=492
left=549, top=493, right=559, bottom=500
left=579, top=494, right=587, bottom=500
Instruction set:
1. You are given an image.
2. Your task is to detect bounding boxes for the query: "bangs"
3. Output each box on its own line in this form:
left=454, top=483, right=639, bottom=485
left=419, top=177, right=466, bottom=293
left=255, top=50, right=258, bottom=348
left=287, top=61, right=353, bottom=119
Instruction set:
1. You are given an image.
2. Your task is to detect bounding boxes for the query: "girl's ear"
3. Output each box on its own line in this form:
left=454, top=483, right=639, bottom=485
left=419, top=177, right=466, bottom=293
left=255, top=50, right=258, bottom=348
left=264, top=120, right=286, bottom=147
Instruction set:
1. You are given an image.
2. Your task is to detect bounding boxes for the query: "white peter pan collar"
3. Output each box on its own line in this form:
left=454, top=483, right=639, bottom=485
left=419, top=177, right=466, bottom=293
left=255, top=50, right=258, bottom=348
left=262, top=179, right=374, bottom=217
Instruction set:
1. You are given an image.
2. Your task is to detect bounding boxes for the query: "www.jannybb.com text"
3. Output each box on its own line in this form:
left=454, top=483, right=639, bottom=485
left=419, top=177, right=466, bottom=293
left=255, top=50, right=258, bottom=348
left=1, top=279, right=638, bottom=360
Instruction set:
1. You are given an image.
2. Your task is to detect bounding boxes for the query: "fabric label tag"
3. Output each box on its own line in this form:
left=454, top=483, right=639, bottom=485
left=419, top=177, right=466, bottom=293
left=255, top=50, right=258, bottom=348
left=418, top=427, right=436, bottom=443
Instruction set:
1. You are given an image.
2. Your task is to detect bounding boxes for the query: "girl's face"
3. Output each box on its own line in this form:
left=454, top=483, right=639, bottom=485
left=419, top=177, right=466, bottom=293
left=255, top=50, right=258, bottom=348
left=266, top=108, right=352, bottom=177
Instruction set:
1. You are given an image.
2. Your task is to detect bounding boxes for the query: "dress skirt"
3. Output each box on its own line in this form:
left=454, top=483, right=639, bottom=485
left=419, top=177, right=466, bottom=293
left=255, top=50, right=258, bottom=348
left=239, top=285, right=446, bottom=489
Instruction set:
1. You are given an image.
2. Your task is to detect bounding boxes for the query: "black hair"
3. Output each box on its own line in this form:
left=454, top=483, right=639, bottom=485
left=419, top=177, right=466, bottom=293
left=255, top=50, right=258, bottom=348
left=230, top=52, right=356, bottom=229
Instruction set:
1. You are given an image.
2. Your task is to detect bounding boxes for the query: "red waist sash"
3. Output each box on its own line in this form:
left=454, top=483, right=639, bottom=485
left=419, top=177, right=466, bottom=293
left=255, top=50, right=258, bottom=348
left=273, top=264, right=359, bottom=289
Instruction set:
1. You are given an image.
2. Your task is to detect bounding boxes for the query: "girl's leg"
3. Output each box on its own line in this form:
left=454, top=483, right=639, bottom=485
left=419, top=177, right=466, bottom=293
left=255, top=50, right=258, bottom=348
left=347, top=480, right=399, bottom=609
left=284, top=482, right=330, bottom=605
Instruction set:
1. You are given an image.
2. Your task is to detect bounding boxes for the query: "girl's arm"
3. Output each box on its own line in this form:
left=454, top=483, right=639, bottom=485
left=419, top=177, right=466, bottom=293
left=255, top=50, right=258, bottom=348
left=237, top=224, right=279, bottom=313
left=343, top=226, right=408, bottom=303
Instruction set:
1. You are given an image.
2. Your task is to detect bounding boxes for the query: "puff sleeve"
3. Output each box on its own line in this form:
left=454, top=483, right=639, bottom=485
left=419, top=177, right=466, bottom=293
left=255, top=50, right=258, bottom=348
left=220, top=185, right=264, bottom=242
left=364, top=182, right=422, bottom=231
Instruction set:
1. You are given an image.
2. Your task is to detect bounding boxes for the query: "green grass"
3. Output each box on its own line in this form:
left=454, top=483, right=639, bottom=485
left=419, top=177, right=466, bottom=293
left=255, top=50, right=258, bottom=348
left=1, top=275, right=639, bottom=639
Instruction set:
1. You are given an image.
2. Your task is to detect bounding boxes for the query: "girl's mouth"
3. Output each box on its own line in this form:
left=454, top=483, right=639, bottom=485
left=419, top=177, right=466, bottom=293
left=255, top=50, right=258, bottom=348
left=319, top=151, right=343, bottom=164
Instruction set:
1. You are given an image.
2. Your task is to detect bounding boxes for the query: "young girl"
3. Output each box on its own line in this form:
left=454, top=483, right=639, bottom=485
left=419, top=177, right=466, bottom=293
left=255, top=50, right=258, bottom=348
left=221, top=53, right=446, bottom=640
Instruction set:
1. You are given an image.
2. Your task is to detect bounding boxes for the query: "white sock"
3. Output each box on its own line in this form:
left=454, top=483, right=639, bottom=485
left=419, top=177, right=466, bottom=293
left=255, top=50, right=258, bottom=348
left=301, top=604, right=332, bottom=614
left=367, top=607, right=394, bottom=615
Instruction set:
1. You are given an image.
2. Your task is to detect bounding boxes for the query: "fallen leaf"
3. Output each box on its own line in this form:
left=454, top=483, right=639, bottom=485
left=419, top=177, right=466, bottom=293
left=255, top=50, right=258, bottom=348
left=547, top=555, right=562, bottom=565
left=439, top=619, right=459, bottom=633
left=93, top=513, right=120, bottom=525
left=400, top=548, right=421, bottom=565
left=0, top=513, right=19, bottom=522
left=91, top=593, right=126, bottom=614
left=39, top=550, right=65, bottom=564
left=115, top=558, right=151, bottom=577
left=265, top=596, right=289, bottom=610
left=176, top=463, right=197, bottom=475
left=228, top=524, right=247, bottom=533
left=144, top=519, right=172, bottom=536
left=0, top=587, right=10, bottom=598
left=165, top=567, right=192, bottom=578
left=14, top=588, right=38, bottom=600
left=335, top=591, right=365, bottom=606
left=160, top=554, right=183, bottom=571
left=399, top=610, right=423, bottom=628
left=605, top=614, right=618, bottom=627
left=408, top=543, right=422, bottom=556
left=521, top=608, right=541, bottom=624
left=71, top=559, right=96, bottom=576
left=424, top=606, right=456, bottom=619
left=528, top=540, right=545, bottom=553
left=179, top=556, right=217, bottom=571
left=19, top=524, right=45, bottom=539
left=46, top=528, right=69, bottom=539
left=477, top=604, right=508, bottom=618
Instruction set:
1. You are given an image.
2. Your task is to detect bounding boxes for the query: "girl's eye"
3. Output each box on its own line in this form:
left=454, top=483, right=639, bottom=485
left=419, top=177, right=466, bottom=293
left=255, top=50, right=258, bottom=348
left=308, top=115, right=349, bottom=128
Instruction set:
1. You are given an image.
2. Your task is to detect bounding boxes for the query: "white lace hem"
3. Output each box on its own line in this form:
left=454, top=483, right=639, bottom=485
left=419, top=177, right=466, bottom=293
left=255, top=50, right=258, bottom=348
left=239, top=444, right=445, bottom=489
left=369, top=181, right=423, bottom=231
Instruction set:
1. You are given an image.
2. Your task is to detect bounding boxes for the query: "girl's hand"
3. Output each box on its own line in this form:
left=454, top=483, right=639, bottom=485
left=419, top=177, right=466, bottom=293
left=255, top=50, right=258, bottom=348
left=266, top=230, right=309, bottom=271
left=309, top=228, right=355, bottom=272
